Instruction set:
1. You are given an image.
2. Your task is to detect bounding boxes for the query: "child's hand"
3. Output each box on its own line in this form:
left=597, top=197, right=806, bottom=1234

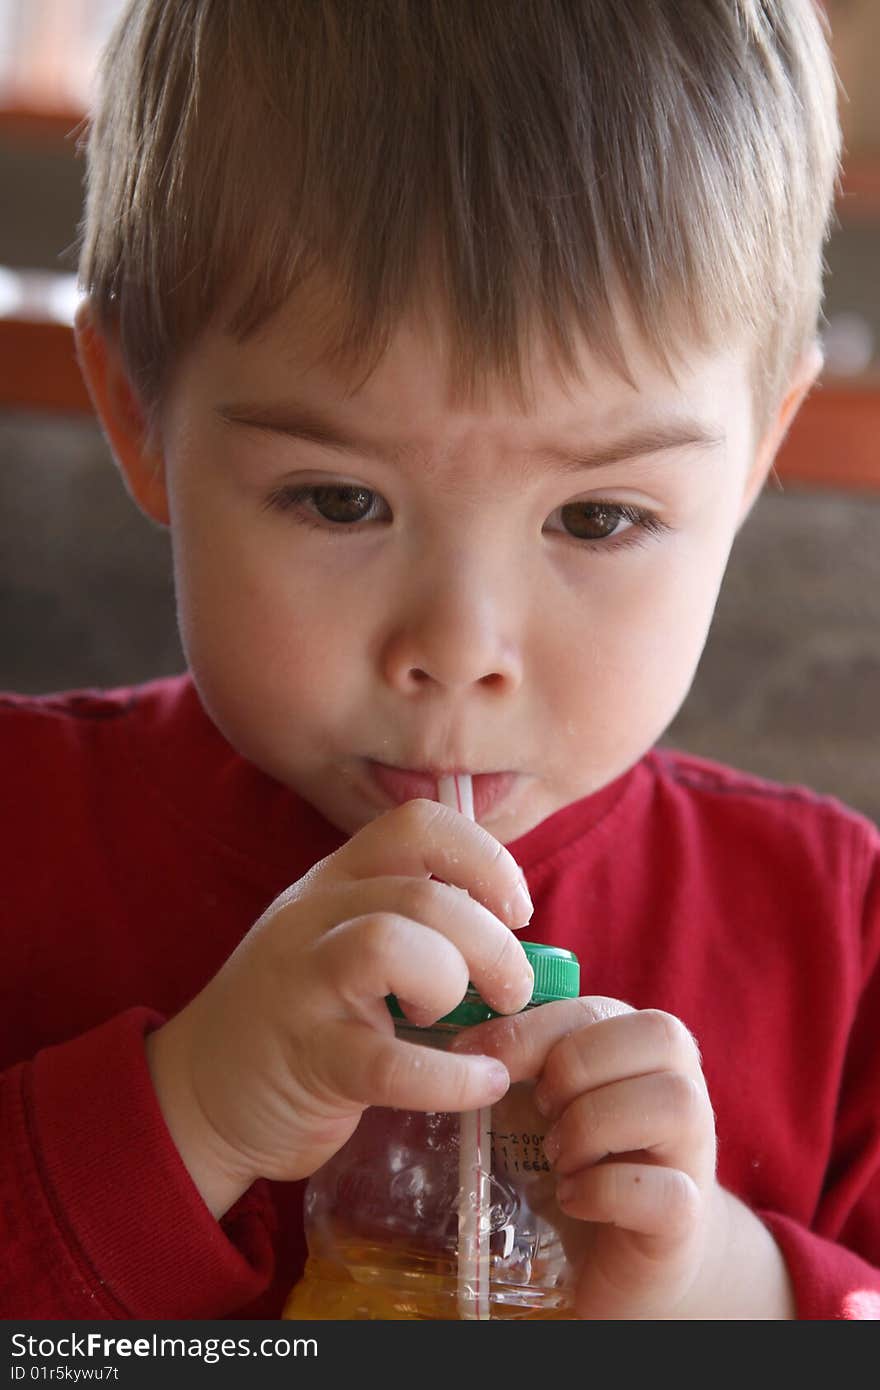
left=453, top=998, right=723, bottom=1319
left=145, top=800, right=533, bottom=1217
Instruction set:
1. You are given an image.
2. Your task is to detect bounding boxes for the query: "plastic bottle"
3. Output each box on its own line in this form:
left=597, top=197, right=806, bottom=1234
left=283, top=940, right=581, bottom=1320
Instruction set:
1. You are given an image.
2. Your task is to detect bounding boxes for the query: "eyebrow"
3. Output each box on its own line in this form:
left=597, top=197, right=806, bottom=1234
left=217, top=401, right=724, bottom=472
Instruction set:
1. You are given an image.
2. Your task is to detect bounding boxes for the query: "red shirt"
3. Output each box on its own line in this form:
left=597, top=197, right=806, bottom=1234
left=2, top=676, right=878, bottom=1319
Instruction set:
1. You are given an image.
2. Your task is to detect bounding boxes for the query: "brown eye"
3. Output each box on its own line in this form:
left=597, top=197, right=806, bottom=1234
left=311, top=486, right=375, bottom=523
left=559, top=503, right=624, bottom=540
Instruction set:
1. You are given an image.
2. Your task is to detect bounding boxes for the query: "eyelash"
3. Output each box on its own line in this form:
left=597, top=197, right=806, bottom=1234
left=262, top=483, right=670, bottom=552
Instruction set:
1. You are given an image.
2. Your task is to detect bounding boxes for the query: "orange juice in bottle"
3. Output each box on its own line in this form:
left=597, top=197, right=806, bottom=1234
left=283, top=940, right=581, bottom=1320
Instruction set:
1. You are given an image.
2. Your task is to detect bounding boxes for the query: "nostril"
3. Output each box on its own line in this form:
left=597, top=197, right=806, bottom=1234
left=394, top=664, right=515, bottom=693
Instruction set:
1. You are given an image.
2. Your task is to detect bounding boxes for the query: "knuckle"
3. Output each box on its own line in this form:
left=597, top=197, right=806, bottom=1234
left=344, top=911, right=400, bottom=965
left=576, top=1089, right=607, bottom=1140
left=396, top=876, right=445, bottom=924
left=540, top=1022, right=583, bottom=1088
left=444, top=1054, right=482, bottom=1111
left=662, top=1070, right=705, bottom=1128
left=455, top=820, right=516, bottom=880
left=487, top=926, right=526, bottom=987
left=576, top=995, right=633, bottom=1026
left=486, top=833, right=518, bottom=880
left=642, top=1009, right=699, bottom=1066
left=363, top=1042, right=462, bottom=1110
left=360, top=1040, right=407, bottom=1103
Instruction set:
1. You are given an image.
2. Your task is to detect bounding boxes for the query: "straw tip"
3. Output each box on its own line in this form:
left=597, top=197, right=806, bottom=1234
left=437, top=772, right=475, bottom=819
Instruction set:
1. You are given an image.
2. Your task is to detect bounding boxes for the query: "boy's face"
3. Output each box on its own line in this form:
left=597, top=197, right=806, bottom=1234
left=86, top=295, right=811, bottom=843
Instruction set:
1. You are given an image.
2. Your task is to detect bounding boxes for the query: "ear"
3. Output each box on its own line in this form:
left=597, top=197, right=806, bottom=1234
left=737, top=341, right=823, bottom=526
left=74, top=300, right=170, bottom=526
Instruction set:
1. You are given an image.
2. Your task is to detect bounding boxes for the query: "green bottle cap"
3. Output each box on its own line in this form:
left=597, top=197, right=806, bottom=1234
left=387, top=940, right=580, bottom=1028
left=521, top=940, right=581, bottom=1004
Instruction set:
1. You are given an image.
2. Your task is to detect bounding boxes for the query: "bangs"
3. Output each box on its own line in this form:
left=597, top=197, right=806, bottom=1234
left=80, top=0, right=840, bottom=420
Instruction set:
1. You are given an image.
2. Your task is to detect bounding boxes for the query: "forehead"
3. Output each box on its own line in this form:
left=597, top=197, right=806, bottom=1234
left=181, top=284, right=753, bottom=459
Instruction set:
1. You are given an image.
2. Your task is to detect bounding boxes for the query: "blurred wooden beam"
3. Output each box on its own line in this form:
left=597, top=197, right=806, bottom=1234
left=836, top=160, right=880, bottom=222
left=775, top=379, right=880, bottom=492
left=0, top=104, right=83, bottom=144
left=0, top=314, right=91, bottom=414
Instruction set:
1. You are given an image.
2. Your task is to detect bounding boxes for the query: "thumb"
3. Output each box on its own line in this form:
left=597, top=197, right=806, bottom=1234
left=450, top=996, right=633, bottom=1083
left=325, top=1020, right=510, bottom=1112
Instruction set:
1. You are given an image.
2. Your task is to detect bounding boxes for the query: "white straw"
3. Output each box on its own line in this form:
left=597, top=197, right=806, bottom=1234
left=457, top=1105, right=492, bottom=1320
left=436, top=772, right=474, bottom=819
left=436, top=772, right=491, bottom=1320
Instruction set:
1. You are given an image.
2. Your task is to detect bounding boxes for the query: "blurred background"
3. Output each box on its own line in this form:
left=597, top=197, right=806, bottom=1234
left=0, top=0, right=878, bottom=822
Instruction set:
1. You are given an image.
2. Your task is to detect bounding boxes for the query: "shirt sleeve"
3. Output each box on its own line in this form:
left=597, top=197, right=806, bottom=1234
left=758, top=1214, right=880, bottom=1319
left=760, top=833, right=880, bottom=1320
left=0, top=1007, right=275, bottom=1319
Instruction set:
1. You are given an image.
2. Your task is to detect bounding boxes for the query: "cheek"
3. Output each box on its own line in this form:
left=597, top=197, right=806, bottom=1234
left=169, top=499, right=360, bottom=698
left=539, top=532, right=733, bottom=745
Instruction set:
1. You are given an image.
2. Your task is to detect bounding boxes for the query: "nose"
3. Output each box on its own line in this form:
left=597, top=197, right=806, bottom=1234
left=378, top=552, right=524, bottom=697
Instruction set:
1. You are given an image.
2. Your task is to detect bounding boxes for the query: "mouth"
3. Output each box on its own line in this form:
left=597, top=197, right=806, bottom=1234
left=365, top=761, right=518, bottom=819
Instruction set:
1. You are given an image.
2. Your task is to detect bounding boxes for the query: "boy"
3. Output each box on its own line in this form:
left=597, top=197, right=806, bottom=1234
left=2, top=0, right=878, bottom=1320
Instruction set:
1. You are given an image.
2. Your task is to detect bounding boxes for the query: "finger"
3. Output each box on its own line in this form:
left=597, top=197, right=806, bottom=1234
left=556, top=1161, right=701, bottom=1245
left=315, top=882, right=534, bottom=1016
left=535, top=1008, right=702, bottom=1120
left=323, top=1018, right=510, bottom=1113
left=544, top=1071, right=714, bottom=1183
left=313, top=913, right=464, bottom=1022
left=449, top=996, right=634, bottom=1081
left=313, top=799, right=533, bottom=929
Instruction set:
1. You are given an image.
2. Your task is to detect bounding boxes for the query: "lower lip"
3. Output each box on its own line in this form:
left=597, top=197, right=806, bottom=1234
left=367, top=763, right=517, bottom=818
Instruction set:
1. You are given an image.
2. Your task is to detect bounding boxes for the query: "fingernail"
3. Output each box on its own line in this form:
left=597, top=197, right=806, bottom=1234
left=522, top=958, right=535, bottom=1002
left=512, top=879, right=533, bottom=923
left=478, top=1059, right=510, bottom=1099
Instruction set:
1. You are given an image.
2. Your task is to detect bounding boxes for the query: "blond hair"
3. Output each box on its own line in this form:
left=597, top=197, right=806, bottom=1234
left=78, top=0, right=841, bottom=427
